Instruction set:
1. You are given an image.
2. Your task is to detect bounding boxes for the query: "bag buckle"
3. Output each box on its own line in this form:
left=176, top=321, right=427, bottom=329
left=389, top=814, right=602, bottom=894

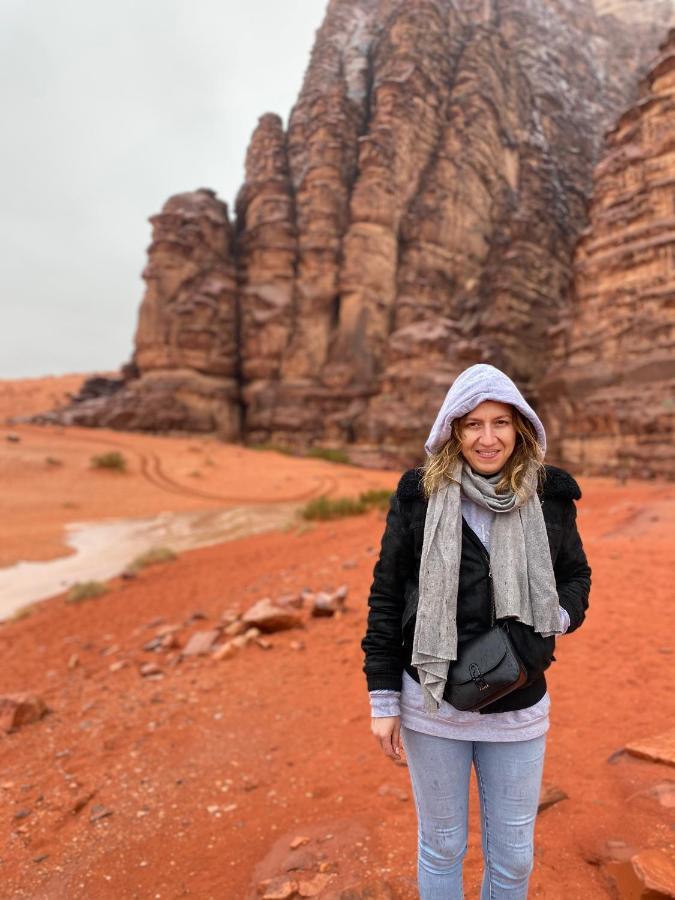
left=469, top=662, right=489, bottom=691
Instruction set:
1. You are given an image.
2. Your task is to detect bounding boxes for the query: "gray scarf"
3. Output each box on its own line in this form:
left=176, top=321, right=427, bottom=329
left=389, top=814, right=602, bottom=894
left=411, top=458, right=562, bottom=713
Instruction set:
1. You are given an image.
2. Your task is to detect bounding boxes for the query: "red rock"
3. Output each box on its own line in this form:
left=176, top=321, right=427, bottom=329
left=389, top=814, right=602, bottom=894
left=212, top=642, right=236, bottom=661
left=631, top=848, right=675, bottom=896
left=0, top=693, right=48, bottom=733
left=289, top=835, right=310, bottom=849
left=258, top=875, right=299, bottom=900
left=223, top=620, right=247, bottom=637
left=242, top=599, right=302, bottom=633
left=33, top=3, right=675, bottom=477
left=538, top=782, right=568, bottom=813
left=181, top=629, right=221, bottom=657
left=311, top=585, right=348, bottom=617
left=625, top=728, right=675, bottom=768
left=276, top=593, right=304, bottom=609
left=297, top=873, right=336, bottom=897
left=138, top=662, right=163, bottom=678
left=542, top=28, right=675, bottom=479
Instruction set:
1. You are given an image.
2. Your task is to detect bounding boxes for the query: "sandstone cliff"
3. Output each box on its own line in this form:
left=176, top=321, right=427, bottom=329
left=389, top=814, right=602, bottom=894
left=33, top=0, right=675, bottom=475
left=541, top=28, right=675, bottom=479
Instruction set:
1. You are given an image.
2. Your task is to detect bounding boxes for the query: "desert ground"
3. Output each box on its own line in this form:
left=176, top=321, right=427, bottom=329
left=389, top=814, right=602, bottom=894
left=0, top=374, right=674, bottom=899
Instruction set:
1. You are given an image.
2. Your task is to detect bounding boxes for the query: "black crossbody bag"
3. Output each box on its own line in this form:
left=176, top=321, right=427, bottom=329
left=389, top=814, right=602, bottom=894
left=443, top=552, right=528, bottom=711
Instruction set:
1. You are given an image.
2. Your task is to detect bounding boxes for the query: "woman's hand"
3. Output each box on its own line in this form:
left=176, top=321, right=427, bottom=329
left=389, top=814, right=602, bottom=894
left=371, top=715, right=403, bottom=760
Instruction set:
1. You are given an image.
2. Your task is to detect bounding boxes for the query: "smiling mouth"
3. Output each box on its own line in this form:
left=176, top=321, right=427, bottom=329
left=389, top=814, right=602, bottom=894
left=476, top=450, right=500, bottom=457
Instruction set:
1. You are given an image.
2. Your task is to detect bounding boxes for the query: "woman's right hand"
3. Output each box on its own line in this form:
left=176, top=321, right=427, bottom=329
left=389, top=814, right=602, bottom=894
left=371, top=715, right=403, bottom=760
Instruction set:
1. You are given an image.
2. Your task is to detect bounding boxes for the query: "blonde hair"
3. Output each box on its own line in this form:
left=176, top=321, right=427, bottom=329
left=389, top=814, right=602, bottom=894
left=419, top=405, right=545, bottom=500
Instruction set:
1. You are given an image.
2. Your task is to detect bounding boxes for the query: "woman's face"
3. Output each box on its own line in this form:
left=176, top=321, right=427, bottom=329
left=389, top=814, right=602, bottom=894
left=458, top=400, right=517, bottom=475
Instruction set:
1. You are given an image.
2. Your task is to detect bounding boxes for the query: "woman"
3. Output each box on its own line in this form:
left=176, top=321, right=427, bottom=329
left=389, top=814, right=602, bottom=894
left=361, top=363, right=591, bottom=899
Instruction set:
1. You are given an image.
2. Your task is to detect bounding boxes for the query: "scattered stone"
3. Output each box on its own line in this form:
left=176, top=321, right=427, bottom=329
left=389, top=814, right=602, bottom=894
left=645, top=781, right=675, bottom=808
left=144, top=631, right=180, bottom=652
left=90, top=804, right=113, bottom=822
left=290, top=640, right=305, bottom=651
left=242, top=599, right=303, bottom=633
left=377, top=784, right=409, bottom=801
left=276, top=593, right=304, bottom=609
left=342, top=559, right=357, bottom=569
left=67, top=653, right=79, bottom=670
left=14, top=809, right=31, bottom=820
left=100, top=644, right=120, bottom=657
left=221, top=608, right=241, bottom=625
left=109, top=660, right=129, bottom=672
left=631, top=848, right=675, bottom=896
left=212, top=642, right=236, bottom=661
left=181, top=629, right=221, bottom=657
left=230, top=635, right=249, bottom=649
left=310, top=585, right=348, bottom=617
left=0, top=693, right=48, bottom=733
left=538, top=782, right=568, bottom=813
left=607, top=748, right=627, bottom=764
left=6, top=433, right=20, bottom=442
left=290, top=835, right=310, bottom=849
left=185, top=610, right=208, bottom=624
left=299, top=589, right=315, bottom=605
left=32, top=854, right=49, bottom=863
left=223, top=620, right=248, bottom=637
left=626, top=728, right=675, bottom=768
left=298, top=873, right=336, bottom=896
left=139, top=662, right=163, bottom=678
left=255, top=637, right=273, bottom=650
left=259, top=876, right=299, bottom=900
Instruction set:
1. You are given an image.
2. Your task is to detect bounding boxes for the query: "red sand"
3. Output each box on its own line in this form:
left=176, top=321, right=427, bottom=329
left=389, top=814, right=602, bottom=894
left=1, top=378, right=674, bottom=899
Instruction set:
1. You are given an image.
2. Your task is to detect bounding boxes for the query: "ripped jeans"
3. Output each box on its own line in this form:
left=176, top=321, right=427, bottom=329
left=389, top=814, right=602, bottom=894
left=400, top=726, right=547, bottom=899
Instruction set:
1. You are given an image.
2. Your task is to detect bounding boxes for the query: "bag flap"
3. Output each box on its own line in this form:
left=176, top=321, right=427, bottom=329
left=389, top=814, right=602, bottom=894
left=447, top=628, right=509, bottom=685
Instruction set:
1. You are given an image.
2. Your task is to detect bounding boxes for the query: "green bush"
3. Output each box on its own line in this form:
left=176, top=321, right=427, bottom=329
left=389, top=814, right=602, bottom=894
left=90, top=451, right=127, bottom=472
left=306, top=446, right=351, bottom=465
left=8, top=602, right=36, bottom=622
left=301, top=495, right=367, bottom=520
left=66, top=581, right=108, bottom=604
left=358, top=489, right=392, bottom=511
left=300, top=488, right=394, bottom=521
left=127, top=546, right=177, bottom=573
left=249, top=442, right=295, bottom=456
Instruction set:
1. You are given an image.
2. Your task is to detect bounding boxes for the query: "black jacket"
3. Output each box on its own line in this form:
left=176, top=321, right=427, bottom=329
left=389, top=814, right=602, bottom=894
left=361, top=464, right=592, bottom=713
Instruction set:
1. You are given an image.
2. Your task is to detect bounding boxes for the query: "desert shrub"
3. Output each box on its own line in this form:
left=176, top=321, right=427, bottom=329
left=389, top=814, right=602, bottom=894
left=8, top=602, right=36, bottom=622
left=301, top=495, right=367, bottom=520
left=306, top=446, right=351, bottom=465
left=359, top=488, right=392, bottom=511
left=90, top=451, right=127, bottom=472
left=66, top=581, right=108, bottom=604
left=249, top=442, right=295, bottom=456
left=127, top=546, right=177, bottom=573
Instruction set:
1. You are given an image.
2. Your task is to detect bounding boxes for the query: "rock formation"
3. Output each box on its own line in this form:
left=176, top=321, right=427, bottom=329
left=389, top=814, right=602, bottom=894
left=541, top=29, right=675, bottom=479
left=31, top=0, right=675, bottom=476
left=49, top=190, right=242, bottom=437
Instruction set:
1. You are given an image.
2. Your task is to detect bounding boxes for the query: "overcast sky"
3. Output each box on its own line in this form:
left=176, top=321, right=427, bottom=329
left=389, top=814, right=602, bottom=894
left=0, top=0, right=328, bottom=379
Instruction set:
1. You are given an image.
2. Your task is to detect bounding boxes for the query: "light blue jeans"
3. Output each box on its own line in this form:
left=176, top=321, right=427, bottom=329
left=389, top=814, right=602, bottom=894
left=400, top=725, right=547, bottom=899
